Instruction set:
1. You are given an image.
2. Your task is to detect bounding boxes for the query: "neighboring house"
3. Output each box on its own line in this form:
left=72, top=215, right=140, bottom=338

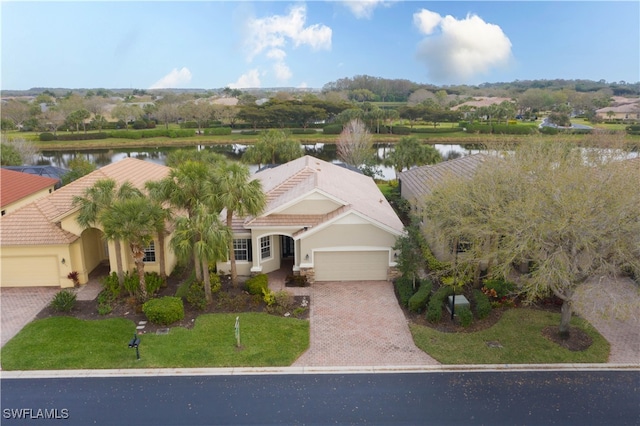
left=216, top=155, right=405, bottom=283
left=398, top=154, right=489, bottom=262
left=451, top=97, right=513, bottom=111
left=1, top=169, right=58, bottom=216
left=0, top=158, right=176, bottom=288
left=595, top=97, right=640, bottom=121
left=2, top=165, right=68, bottom=189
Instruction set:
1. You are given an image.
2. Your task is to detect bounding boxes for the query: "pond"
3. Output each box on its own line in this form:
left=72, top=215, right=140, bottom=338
left=38, top=143, right=484, bottom=180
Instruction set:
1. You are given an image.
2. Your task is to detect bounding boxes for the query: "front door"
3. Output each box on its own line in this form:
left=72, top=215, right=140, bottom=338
left=281, top=236, right=294, bottom=258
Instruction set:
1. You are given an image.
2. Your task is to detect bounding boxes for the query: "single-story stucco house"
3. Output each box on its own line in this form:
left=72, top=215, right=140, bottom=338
left=216, top=155, right=404, bottom=283
left=1, top=168, right=58, bottom=217
left=398, top=154, right=489, bottom=262
left=0, top=158, right=177, bottom=288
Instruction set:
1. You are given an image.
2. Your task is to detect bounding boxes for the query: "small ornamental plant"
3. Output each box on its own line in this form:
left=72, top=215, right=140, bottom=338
left=67, top=271, right=80, bottom=287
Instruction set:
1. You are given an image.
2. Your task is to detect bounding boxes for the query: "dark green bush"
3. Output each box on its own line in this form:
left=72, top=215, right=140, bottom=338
left=625, top=125, right=640, bottom=135
left=101, top=272, right=121, bottom=299
left=457, top=306, right=473, bottom=327
left=473, top=289, right=492, bottom=319
left=51, top=290, right=77, bottom=312
left=492, top=124, right=537, bottom=135
left=245, top=274, right=269, bottom=295
left=483, top=278, right=515, bottom=298
left=240, top=130, right=259, bottom=135
left=109, top=130, right=143, bottom=139
left=186, top=276, right=222, bottom=310
left=39, top=132, right=56, bottom=141
left=144, top=272, right=164, bottom=296
left=203, top=127, right=232, bottom=135
left=391, top=126, right=411, bottom=135
left=426, top=286, right=454, bottom=323
left=408, top=279, right=433, bottom=313
left=55, top=132, right=108, bottom=141
left=323, top=124, right=343, bottom=135
left=290, top=128, right=318, bottom=134
left=410, top=127, right=463, bottom=134
left=123, top=272, right=140, bottom=297
left=285, top=274, right=308, bottom=287
left=142, top=296, right=184, bottom=325
left=394, top=276, right=415, bottom=307
left=539, top=126, right=558, bottom=135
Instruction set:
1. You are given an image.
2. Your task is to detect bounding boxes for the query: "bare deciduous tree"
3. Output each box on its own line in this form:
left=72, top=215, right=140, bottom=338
left=337, top=118, right=373, bottom=167
left=424, top=139, right=640, bottom=338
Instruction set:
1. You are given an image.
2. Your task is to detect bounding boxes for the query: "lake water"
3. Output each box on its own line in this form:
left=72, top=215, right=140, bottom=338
left=38, top=143, right=482, bottom=180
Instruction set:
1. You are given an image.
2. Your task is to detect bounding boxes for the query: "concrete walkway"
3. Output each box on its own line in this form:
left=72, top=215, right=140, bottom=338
left=292, top=281, right=439, bottom=367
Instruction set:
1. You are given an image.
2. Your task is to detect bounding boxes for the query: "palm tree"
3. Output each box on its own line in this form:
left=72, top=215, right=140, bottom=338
left=73, top=179, right=142, bottom=286
left=100, top=196, right=165, bottom=301
left=147, top=160, right=217, bottom=281
left=214, top=160, right=266, bottom=286
left=384, top=137, right=442, bottom=179
left=171, top=202, right=232, bottom=304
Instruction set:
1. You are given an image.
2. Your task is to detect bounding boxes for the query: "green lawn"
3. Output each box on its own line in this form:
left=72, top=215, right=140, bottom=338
left=410, top=309, right=610, bottom=364
left=0, top=313, right=309, bottom=370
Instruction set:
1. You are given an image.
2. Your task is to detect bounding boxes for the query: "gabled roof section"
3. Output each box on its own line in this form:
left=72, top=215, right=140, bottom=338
left=246, top=156, right=404, bottom=234
left=1, top=169, right=58, bottom=208
left=1, top=158, right=170, bottom=246
left=399, top=154, right=489, bottom=198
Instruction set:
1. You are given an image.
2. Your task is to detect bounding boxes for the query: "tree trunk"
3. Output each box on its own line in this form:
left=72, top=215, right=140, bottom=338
left=132, top=245, right=147, bottom=301
left=227, top=210, right=238, bottom=286
left=202, top=258, right=212, bottom=304
left=157, top=230, right=167, bottom=283
left=194, top=245, right=203, bottom=282
left=114, top=239, right=125, bottom=287
left=559, top=300, right=572, bottom=339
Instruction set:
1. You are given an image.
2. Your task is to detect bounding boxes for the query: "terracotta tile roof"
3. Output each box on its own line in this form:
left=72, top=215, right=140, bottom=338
left=242, top=156, right=404, bottom=234
left=399, top=154, right=490, bottom=199
left=1, top=169, right=58, bottom=208
left=1, top=158, right=170, bottom=246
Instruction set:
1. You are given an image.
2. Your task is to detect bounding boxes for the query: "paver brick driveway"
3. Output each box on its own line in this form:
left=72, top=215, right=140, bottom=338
left=1, top=287, right=58, bottom=348
left=293, top=281, right=438, bottom=367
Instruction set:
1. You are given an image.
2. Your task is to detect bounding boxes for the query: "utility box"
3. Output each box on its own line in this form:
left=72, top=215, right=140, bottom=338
left=446, top=295, right=470, bottom=315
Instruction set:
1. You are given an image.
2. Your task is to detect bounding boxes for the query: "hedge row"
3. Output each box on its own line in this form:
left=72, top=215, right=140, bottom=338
left=472, top=289, right=492, bottom=319
left=203, top=127, right=232, bottom=135
left=463, top=124, right=537, bottom=135
left=426, top=286, right=454, bottom=323
left=409, top=127, right=464, bottom=134
left=395, top=276, right=416, bottom=308
left=408, top=279, right=433, bottom=313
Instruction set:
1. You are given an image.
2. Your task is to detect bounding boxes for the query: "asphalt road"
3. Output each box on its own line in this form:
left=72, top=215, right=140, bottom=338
left=1, top=371, right=638, bottom=425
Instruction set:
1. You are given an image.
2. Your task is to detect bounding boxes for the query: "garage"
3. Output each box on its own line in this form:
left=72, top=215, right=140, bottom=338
left=314, top=251, right=389, bottom=281
left=1, top=256, right=60, bottom=287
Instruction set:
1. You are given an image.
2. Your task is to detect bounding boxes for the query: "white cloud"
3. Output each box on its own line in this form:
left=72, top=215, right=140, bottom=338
left=244, top=5, right=331, bottom=84
left=342, top=0, right=394, bottom=19
left=413, top=9, right=442, bottom=35
left=228, top=69, right=261, bottom=89
left=298, top=82, right=308, bottom=89
left=149, top=67, right=192, bottom=89
left=413, top=9, right=513, bottom=83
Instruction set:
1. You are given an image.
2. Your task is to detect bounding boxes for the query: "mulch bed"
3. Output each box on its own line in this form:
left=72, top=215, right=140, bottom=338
left=541, top=326, right=593, bottom=351
left=35, top=271, right=310, bottom=335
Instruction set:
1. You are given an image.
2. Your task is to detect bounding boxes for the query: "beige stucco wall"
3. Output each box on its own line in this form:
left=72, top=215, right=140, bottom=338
left=1, top=244, right=74, bottom=287
left=1, top=186, right=55, bottom=216
left=60, top=211, right=86, bottom=236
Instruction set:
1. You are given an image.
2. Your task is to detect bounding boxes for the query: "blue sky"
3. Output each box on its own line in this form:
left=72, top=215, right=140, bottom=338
left=1, top=1, right=638, bottom=90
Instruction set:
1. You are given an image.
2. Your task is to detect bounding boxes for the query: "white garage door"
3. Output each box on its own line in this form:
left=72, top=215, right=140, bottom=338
left=314, top=251, right=388, bottom=281
left=1, top=256, right=59, bottom=287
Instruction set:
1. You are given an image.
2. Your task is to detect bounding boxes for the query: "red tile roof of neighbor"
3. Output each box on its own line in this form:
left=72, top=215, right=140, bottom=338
left=1, top=168, right=58, bottom=208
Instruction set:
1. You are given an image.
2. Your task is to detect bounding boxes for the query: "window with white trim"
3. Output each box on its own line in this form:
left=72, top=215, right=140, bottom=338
left=260, top=236, right=271, bottom=260
left=234, top=238, right=250, bottom=261
left=143, top=241, right=156, bottom=262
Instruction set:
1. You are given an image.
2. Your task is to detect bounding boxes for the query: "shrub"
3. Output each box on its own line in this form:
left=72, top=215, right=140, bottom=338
left=144, top=272, right=164, bottom=296
left=55, top=132, right=108, bottom=141
left=473, top=289, right=492, bottom=319
left=423, top=245, right=450, bottom=272
left=97, top=290, right=116, bottom=315
left=394, top=276, right=415, bottom=307
left=39, top=132, right=56, bottom=141
left=203, top=127, right=232, bottom=135
left=67, top=271, right=80, bottom=287
left=123, top=272, right=140, bottom=297
left=142, top=296, right=184, bottom=325
left=323, top=124, right=343, bottom=134
left=483, top=278, right=515, bottom=298
left=245, top=274, right=269, bottom=295
left=391, top=125, right=411, bottom=135
left=240, top=130, right=259, bottom=135
left=266, top=290, right=296, bottom=315
left=539, top=126, right=559, bottom=135
left=109, top=130, right=142, bottom=139
left=625, top=125, right=640, bottom=135
left=457, top=306, right=473, bottom=327
left=408, top=279, right=433, bottom=313
left=101, top=272, right=121, bottom=299
left=186, top=277, right=222, bottom=310
left=51, top=290, right=77, bottom=312
left=426, top=286, right=454, bottom=323
left=262, top=287, right=276, bottom=306
left=290, top=128, right=318, bottom=134
left=285, top=274, right=308, bottom=287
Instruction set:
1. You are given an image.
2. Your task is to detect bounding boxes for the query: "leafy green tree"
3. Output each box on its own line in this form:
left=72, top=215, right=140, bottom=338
left=213, top=161, right=266, bottom=286
left=101, top=196, right=165, bottom=301
left=385, top=137, right=442, bottom=179
left=424, top=140, right=640, bottom=338
left=171, top=202, right=231, bottom=304
left=73, top=179, right=142, bottom=286
left=0, top=136, right=38, bottom=165
left=164, top=149, right=226, bottom=168
left=242, top=129, right=304, bottom=167
left=62, top=157, right=96, bottom=185
left=111, top=104, right=143, bottom=129
left=0, top=142, right=23, bottom=165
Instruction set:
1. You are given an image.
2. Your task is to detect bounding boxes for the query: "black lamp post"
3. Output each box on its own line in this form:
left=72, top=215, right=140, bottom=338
left=128, top=334, right=140, bottom=360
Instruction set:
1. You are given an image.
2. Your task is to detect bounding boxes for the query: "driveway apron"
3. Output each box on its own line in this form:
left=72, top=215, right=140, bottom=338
left=293, top=281, right=439, bottom=367
left=0, top=287, right=58, bottom=348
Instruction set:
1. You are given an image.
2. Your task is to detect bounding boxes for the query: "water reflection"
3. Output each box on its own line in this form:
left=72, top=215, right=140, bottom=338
left=39, top=143, right=478, bottom=180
